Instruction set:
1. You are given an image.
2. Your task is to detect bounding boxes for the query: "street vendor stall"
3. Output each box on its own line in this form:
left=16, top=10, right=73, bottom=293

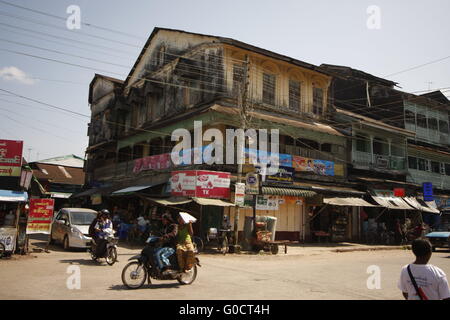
left=0, top=189, right=28, bottom=257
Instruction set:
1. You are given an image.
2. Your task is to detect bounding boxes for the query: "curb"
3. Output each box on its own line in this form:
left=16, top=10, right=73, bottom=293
left=333, top=246, right=410, bottom=253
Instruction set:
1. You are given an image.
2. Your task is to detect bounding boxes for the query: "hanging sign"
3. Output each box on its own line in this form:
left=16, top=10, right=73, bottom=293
left=423, top=182, right=434, bottom=201
left=0, top=139, right=23, bottom=177
left=234, top=183, right=246, bottom=207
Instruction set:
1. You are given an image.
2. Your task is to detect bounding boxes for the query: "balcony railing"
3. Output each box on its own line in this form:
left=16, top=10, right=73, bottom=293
left=352, top=151, right=406, bottom=171
left=407, top=169, right=450, bottom=190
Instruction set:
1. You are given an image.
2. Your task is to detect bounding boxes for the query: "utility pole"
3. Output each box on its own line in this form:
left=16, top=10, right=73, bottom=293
left=233, top=55, right=250, bottom=251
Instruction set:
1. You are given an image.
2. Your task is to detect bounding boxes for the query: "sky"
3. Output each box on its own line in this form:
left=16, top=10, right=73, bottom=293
left=0, top=0, right=449, bottom=162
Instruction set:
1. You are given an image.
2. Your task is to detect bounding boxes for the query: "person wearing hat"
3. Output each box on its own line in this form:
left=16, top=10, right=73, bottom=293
left=176, top=212, right=195, bottom=273
left=154, top=212, right=178, bottom=274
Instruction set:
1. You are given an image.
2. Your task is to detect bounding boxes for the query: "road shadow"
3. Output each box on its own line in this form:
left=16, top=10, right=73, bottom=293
left=59, top=258, right=103, bottom=266
left=109, top=282, right=181, bottom=291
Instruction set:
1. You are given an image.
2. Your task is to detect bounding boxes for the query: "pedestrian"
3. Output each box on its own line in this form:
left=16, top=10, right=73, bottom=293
left=176, top=212, right=195, bottom=273
left=398, top=239, right=450, bottom=300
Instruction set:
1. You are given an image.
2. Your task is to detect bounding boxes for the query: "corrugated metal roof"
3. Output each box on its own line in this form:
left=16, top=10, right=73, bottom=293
left=262, top=187, right=316, bottom=197
left=32, top=163, right=84, bottom=185
left=324, top=197, right=379, bottom=207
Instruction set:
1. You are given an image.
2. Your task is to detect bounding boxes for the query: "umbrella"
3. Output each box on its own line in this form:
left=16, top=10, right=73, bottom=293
left=179, top=212, right=197, bottom=224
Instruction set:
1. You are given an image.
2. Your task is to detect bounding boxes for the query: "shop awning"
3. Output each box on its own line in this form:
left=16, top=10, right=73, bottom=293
left=0, top=190, right=28, bottom=202
left=371, top=196, right=414, bottom=210
left=71, top=188, right=99, bottom=198
left=323, top=197, right=379, bottom=207
left=192, top=197, right=236, bottom=207
left=403, top=197, right=440, bottom=214
left=112, top=185, right=153, bottom=195
left=146, top=197, right=193, bottom=206
left=50, top=192, right=72, bottom=199
left=262, top=187, right=317, bottom=198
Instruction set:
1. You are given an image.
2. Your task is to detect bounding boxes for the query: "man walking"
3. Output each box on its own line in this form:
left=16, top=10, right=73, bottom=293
left=398, top=239, right=450, bottom=300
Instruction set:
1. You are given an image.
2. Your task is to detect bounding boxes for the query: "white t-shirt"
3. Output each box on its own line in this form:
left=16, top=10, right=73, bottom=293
left=398, top=264, right=450, bottom=300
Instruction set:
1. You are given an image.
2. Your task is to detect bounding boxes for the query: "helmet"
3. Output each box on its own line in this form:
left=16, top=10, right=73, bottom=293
left=99, top=209, right=110, bottom=217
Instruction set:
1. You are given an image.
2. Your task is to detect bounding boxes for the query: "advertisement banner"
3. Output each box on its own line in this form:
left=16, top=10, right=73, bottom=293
left=170, top=170, right=231, bottom=199
left=170, top=170, right=197, bottom=197
left=256, top=195, right=279, bottom=211
left=195, top=170, right=231, bottom=199
left=0, top=227, right=17, bottom=252
left=0, top=139, right=23, bottom=177
left=423, top=182, right=434, bottom=201
left=26, top=199, right=55, bottom=235
left=292, top=156, right=334, bottom=176
left=133, top=153, right=172, bottom=174
left=234, top=183, right=246, bottom=206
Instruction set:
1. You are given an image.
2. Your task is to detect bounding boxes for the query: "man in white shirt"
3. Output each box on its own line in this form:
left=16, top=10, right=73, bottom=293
left=398, top=239, right=450, bottom=300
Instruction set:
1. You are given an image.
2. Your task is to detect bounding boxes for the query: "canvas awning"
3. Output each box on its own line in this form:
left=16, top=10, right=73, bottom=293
left=262, top=187, right=317, bottom=198
left=50, top=192, right=72, bottom=199
left=192, top=197, right=236, bottom=207
left=146, top=197, right=193, bottom=206
left=112, top=185, right=153, bottom=195
left=371, top=196, right=414, bottom=210
left=403, top=197, right=440, bottom=214
left=323, top=197, right=379, bottom=207
left=0, top=190, right=28, bottom=202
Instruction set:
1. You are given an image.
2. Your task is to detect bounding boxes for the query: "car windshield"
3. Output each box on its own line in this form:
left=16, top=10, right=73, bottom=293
left=70, top=212, right=96, bottom=225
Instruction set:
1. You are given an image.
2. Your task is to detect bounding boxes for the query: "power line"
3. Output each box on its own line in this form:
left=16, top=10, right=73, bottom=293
left=0, top=0, right=146, bottom=40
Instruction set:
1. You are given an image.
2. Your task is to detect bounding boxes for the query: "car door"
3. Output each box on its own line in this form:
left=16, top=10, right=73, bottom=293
left=51, top=210, right=63, bottom=241
left=59, top=211, right=70, bottom=239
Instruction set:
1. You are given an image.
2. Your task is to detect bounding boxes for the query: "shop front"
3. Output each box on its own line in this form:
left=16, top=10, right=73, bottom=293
left=0, top=189, right=28, bottom=256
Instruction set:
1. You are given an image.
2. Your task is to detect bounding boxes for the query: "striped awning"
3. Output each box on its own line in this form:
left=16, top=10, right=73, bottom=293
left=403, top=197, right=440, bottom=214
left=262, top=187, right=317, bottom=198
left=324, top=197, right=379, bottom=207
left=371, top=196, right=414, bottom=210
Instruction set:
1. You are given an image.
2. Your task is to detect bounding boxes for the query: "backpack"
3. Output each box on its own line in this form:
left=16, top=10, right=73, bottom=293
left=88, top=218, right=98, bottom=237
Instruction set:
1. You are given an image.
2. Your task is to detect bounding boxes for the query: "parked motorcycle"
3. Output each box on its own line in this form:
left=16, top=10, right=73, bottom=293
left=121, top=236, right=201, bottom=289
left=89, top=229, right=118, bottom=266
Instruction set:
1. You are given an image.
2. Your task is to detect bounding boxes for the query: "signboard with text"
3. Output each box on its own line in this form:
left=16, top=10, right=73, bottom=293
left=171, top=170, right=230, bottom=199
left=423, top=182, right=434, bottom=202
left=0, top=139, right=23, bottom=177
left=26, top=199, right=55, bottom=234
left=133, top=153, right=172, bottom=174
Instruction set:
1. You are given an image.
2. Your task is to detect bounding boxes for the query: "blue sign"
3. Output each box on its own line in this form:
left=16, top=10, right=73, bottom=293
left=423, top=182, right=434, bottom=201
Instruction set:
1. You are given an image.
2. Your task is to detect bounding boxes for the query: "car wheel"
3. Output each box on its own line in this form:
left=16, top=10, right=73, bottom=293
left=63, top=236, right=70, bottom=251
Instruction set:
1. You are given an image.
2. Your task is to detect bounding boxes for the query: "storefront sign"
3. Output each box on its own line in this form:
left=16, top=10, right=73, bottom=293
left=26, top=198, right=55, bottom=234
left=245, top=172, right=260, bottom=195
left=133, top=153, right=172, bottom=174
left=265, top=166, right=294, bottom=184
left=256, top=195, right=279, bottom=211
left=394, top=188, right=405, bottom=197
left=19, top=170, right=33, bottom=190
left=196, top=170, right=231, bottom=199
left=0, top=139, right=23, bottom=177
left=171, top=170, right=230, bottom=199
left=423, top=182, right=434, bottom=201
left=91, top=194, right=102, bottom=205
left=234, top=183, right=245, bottom=207
left=0, top=227, right=17, bottom=252
left=292, top=156, right=334, bottom=176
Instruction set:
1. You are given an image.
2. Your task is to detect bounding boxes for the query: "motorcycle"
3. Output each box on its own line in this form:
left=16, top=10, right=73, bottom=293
left=89, top=229, right=118, bottom=266
left=121, top=236, right=201, bottom=289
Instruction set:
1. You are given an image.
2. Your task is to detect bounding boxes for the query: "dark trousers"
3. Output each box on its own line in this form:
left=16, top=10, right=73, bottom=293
left=95, top=238, right=108, bottom=257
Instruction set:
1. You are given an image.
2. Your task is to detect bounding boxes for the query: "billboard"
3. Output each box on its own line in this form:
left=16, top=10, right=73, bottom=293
left=171, top=170, right=230, bottom=199
left=0, top=139, right=23, bottom=177
left=26, top=199, right=55, bottom=235
left=133, top=153, right=172, bottom=174
left=292, top=156, right=334, bottom=176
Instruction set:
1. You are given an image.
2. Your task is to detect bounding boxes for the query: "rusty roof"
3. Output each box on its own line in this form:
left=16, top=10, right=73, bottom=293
left=32, top=163, right=85, bottom=185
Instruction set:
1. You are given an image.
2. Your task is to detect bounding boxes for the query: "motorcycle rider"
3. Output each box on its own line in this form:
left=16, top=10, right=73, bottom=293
left=94, top=210, right=113, bottom=257
left=155, top=212, right=178, bottom=275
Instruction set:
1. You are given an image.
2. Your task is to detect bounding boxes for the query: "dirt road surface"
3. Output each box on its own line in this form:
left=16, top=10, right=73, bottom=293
left=1, top=237, right=449, bottom=300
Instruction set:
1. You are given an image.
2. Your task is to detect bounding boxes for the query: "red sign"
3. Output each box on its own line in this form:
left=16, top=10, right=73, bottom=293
left=171, top=170, right=231, bottom=199
left=394, top=188, right=405, bottom=197
left=171, top=170, right=196, bottom=197
left=26, top=199, right=55, bottom=234
left=133, top=153, right=172, bottom=174
left=0, top=139, right=23, bottom=176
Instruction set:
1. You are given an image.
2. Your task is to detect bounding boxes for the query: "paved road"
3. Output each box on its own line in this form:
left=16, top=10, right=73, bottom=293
left=1, top=238, right=449, bottom=300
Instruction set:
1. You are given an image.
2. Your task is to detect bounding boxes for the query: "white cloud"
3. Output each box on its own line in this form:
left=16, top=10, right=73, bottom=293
left=0, top=66, right=36, bottom=85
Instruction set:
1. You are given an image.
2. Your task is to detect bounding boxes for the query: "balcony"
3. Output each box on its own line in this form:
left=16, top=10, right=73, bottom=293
left=352, top=151, right=406, bottom=171
left=407, top=169, right=450, bottom=190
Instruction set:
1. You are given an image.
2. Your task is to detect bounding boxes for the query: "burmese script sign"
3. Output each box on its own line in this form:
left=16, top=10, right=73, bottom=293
left=26, top=199, right=55, bottom=234
left=0, top=139, right=23, bottom=177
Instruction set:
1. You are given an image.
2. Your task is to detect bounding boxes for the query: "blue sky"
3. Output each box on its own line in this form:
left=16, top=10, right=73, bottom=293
left=0, top=0, right=449, bottom=162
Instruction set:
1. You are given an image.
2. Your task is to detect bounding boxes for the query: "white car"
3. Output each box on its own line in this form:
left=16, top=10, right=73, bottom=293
left=50, top=208, right=97, bottom=250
